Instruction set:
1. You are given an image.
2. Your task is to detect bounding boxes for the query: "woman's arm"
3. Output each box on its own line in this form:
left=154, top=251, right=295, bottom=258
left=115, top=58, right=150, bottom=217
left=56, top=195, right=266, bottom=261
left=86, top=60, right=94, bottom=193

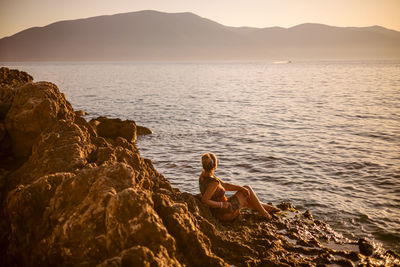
left=221, top=182, right=241, bottom=191
left=221, top=181, right=250, bottom=199
left=201, top=182, right=230, bottom=208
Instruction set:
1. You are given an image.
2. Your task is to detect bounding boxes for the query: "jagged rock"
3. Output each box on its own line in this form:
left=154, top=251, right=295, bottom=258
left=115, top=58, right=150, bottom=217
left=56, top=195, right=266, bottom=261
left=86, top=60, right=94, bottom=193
left=303, top=210, right=314, bottom=220
left=358, top=238, right=374, bottom=256
left=75, top=110, right=87, bottom=117
left=277, top=201, right=295, bottom=211
left=4, top=82, right=75, bottom=158
left=7, top=119, right=94, bottom=187
left=137, top=125, right=153, bottom=135
left=91, top=116, right=137, bottom=142
left=153, top=193, right=228, bottom=266
left=0, top=67, right=33, bottom=89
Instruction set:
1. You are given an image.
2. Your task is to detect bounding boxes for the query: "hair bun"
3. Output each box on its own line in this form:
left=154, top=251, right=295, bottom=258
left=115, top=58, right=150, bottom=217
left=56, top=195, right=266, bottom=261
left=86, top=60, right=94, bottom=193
left=201, top=153, right=217, bottom=172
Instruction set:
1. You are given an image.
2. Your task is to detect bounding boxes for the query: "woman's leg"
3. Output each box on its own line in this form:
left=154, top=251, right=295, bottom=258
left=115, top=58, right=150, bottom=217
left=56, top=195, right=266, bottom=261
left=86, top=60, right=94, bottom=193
left=262, top=203, right=280, bottom=213
left=242, top=186, right=279, bottom=212
left=235, top=185, right=271, bottom=218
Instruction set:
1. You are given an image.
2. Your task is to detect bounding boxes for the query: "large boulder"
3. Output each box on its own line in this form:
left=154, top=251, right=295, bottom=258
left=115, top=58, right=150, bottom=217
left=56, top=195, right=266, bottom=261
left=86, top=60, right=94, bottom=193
left=137, top=125, right=153, bottom=135
left=6, top=163, right=166, bottom=266
left=4, top=82, right=75, bottom=158
left=90, top=116, right=137, bottom=143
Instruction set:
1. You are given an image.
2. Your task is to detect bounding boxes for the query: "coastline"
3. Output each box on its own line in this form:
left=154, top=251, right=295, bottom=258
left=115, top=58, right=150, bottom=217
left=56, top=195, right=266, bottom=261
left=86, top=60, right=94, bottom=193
left=0, top=67, right=399, bottom=266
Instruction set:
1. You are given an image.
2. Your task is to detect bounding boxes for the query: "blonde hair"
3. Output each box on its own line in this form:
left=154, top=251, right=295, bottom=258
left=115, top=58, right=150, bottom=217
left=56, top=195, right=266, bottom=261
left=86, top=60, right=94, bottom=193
left=201, top=153, right=217, bottom=173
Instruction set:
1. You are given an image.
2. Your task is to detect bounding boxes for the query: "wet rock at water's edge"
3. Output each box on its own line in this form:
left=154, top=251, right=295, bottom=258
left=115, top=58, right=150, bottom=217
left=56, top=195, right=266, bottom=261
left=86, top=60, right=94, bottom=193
left=75, top=110, right=87, bottom=117
left=358, top=238, right=375, bottom=256
left=90, top=116, right=137, bottom=142
left=137, top=125, right=153, bottom=135
left=0, top=67, right=399, bottom=266
left=277, top=201, right=295, bottom=211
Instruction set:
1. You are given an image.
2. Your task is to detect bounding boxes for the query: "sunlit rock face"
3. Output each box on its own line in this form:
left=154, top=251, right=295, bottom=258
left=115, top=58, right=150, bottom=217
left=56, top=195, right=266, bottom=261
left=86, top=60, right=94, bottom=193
left=5, top=82, right=75, bottom=158
left=0, top=68, right=398, bottom=266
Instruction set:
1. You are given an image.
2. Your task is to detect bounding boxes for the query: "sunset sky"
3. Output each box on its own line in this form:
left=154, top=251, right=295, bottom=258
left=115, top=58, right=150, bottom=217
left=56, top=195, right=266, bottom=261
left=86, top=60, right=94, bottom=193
left=0, top=0, right=399, bottom=38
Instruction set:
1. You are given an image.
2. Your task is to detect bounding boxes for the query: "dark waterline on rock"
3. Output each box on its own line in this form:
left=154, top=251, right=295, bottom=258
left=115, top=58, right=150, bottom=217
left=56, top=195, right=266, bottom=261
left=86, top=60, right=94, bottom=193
left=2, top=60, right=400, bottom=252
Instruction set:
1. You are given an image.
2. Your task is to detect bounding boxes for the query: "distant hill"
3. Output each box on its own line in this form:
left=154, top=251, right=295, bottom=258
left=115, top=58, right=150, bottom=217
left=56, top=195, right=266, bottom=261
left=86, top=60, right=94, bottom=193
left=1, top=10, right=399, bottom=61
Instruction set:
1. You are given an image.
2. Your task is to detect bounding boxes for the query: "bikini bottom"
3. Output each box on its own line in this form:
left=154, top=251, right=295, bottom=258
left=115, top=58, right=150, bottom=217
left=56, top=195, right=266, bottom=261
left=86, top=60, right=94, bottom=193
left=211, top=195, right=240, bottom=219
left=228, top=195, right=240, bottom=212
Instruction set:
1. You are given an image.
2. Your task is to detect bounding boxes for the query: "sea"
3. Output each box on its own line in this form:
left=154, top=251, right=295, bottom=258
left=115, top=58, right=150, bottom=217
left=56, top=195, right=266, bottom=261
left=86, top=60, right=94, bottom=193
left=2, top=60, right=400, bottom=252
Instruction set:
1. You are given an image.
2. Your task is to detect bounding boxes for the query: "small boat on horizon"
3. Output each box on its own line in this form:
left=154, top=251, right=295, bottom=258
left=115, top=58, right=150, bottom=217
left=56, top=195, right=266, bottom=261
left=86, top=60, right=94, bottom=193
left=273, top=60, right=292, bottom=64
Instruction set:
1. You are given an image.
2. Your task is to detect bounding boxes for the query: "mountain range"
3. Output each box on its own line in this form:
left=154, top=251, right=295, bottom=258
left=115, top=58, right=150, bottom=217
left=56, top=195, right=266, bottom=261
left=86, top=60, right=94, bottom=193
left=1, top=10, right=399, bottom=61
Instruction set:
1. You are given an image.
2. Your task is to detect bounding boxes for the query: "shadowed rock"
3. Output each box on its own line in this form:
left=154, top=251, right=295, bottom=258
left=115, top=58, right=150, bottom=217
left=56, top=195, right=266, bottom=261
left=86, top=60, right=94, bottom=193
left=358, top=238, right=374, bottom=256
left=277, top=201, right=295, bottom=211
left=0, top=67, right=33, bottom=120
left=0, top=122, right=6, bottom=146
left=90, top=116, right=137, bottom=143
left=0, top=68, right=398, bottom=266
left=137, top=125, right=153, bottom=135
left=0, top=68, right=35, bottom=163
left=74, top=110, right=87, bottom=117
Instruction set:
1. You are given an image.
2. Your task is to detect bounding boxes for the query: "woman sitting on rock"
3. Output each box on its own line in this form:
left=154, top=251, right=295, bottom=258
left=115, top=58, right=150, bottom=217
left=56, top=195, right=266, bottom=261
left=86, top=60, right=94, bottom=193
left=199, top=153, right=279, bottom=221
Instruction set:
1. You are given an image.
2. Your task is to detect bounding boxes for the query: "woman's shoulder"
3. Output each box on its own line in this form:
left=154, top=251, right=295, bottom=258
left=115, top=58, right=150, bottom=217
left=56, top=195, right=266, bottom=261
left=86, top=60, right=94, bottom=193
left=200, top=174, right=219, bottom=184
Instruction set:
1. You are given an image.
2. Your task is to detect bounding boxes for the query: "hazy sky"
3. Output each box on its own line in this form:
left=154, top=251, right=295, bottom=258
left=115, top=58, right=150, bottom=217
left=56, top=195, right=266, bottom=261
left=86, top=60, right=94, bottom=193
left=1, top=0, right=399, bottom=38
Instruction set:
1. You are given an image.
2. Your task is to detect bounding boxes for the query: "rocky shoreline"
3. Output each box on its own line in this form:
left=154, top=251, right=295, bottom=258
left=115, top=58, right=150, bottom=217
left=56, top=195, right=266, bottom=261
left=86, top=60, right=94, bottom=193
left=0, top=67, right=399, bottom=266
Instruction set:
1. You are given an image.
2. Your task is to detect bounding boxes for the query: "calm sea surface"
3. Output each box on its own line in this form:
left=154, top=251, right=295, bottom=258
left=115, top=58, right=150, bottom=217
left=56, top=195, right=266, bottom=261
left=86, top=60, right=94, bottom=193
left=3, top=61, right=400, bottom=252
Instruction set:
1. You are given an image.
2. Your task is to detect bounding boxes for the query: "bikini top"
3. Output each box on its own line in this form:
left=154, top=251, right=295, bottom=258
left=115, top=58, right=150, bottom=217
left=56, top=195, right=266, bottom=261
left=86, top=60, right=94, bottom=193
left=199, top=174, right=227, bottom=202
